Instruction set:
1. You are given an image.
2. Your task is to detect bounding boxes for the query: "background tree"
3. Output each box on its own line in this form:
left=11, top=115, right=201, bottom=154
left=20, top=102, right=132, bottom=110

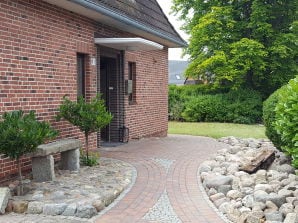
left=0, top=110, right=58, bottom=195
left=57, top=95, right=112, bottom=164
left=172, top=0, right=297, bottom=96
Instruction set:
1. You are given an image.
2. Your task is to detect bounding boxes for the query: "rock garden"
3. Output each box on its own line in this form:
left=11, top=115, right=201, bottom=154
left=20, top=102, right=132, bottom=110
left=1, top=157, right=135, bottom=220
left=199, top=136, right=298, bottom=223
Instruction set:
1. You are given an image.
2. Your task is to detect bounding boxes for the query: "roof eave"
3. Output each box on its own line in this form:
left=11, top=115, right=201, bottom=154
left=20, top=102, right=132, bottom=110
left=43, top=0, right=187, bottom=48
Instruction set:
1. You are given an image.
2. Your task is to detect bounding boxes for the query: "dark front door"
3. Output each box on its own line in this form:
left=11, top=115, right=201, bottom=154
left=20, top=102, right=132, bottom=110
left=100, top=57, right=116, bottom=142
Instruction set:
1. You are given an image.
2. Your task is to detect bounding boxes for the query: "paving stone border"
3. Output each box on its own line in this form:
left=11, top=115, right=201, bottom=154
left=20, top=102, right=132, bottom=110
left=199, top=137, right=298, bottom=223
left=2, top=157, right=136, bottom=222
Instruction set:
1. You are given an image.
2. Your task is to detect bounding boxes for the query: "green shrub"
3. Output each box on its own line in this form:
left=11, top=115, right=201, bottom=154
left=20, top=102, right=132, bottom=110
left=263, top=86, right=286, bottom=150
left=182, top=95, right=227, bottom=122
left=0, top=110, right=58, bottom=194
left=57, top=95, right=112, bottom=165
left=180, top=88, right=262, bottom=124
left=275, top=76, right=298, bottom=168
left=225, top=89, right=263, bottom=124
left=168, top=84, right=228, bottom=121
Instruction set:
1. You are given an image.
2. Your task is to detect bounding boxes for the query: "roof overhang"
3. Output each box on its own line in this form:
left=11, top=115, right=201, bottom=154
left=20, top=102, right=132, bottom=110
left=42, top=0, right=187, bottom=48
left=94, top=38, right=164, bottom=51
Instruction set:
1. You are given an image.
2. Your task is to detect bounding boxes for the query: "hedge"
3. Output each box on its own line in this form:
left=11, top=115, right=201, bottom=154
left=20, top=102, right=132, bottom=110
left=169, top=85, right=263, bottom=124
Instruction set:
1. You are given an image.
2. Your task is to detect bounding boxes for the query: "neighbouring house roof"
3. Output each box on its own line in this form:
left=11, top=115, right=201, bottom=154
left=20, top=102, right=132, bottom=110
left=169, top=60, right=189, bottom=85
left=43, top=0, right=187, bottom=48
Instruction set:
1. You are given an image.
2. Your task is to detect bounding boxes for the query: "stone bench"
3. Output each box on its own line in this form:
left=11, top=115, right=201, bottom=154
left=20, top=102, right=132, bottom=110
left=32, top=139, right=82, bottom=182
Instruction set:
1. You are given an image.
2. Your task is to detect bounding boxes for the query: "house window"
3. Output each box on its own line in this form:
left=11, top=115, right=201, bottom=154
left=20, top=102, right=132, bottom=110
left=128, top=62, right=136, bottom=104
left=77, top=53, right=85, bottom=98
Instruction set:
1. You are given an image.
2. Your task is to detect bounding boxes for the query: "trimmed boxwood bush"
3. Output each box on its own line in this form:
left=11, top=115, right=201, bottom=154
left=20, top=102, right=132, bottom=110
left=275, top=76, right=298, bottom=168
left=263, top=86, right=286, bottom=150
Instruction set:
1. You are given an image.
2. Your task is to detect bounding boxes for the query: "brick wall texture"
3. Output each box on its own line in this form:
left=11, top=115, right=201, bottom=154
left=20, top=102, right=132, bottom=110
left=0, top=0, right=168, bottom=181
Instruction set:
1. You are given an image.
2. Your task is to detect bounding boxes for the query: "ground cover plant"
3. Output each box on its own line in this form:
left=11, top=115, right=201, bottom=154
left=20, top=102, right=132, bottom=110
left=168, top=121, right=266, bottom=139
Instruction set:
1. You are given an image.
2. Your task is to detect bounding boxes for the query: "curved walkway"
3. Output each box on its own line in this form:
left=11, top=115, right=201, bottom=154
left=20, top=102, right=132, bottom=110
left=96, top=135, right=229, bottom=223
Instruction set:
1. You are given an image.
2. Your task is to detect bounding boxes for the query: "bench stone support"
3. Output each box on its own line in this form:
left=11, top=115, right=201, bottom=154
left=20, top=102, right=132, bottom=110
left=60, top=148, right=80, bottom=171
left=32, top=155, right=55, bottom=182
left=31, top=139, right=82, bottom=182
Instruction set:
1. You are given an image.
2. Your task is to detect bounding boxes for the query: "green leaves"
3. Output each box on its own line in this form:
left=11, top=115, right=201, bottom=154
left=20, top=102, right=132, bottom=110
left=275, top=76, right=298, bottom=168
left=57, top=94, right=112, bottom=164
left=172, top=0, right=297, bottom=96
left=57, top=95, right=113, bottom=136
left=0, top=110, right=58, bottom=160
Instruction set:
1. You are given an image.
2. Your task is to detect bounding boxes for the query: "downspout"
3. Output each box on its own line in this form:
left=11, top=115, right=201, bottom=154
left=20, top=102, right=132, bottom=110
left=70, top=0, right=188, bottom=47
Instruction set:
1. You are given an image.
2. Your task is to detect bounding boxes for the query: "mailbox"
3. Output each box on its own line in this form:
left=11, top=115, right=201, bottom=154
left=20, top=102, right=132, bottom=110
left=126, top=80, right=133, bottom=95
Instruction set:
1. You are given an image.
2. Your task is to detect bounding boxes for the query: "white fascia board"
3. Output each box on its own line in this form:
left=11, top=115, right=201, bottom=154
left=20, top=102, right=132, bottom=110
left=94, top=38, right=164, bottom=51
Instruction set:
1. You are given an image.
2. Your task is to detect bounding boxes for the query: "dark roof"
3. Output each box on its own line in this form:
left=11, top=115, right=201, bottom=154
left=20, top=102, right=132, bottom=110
left=89, top=0, right=186, bottom=47
left=169, top=60, right=189, bottom=85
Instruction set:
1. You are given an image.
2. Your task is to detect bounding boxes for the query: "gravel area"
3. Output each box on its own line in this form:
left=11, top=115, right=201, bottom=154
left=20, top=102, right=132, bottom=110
left=199, top=137, right=298, bottom=223
left=143, top=190, right=182, bottom=223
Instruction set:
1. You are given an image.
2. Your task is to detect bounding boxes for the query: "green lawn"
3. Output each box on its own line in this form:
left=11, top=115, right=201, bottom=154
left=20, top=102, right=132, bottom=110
left=168, top=121, right=266, bottom=139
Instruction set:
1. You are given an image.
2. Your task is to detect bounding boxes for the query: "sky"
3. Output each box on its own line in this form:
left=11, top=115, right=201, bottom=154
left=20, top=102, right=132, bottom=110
left=156, top=0, right=189, bottom=61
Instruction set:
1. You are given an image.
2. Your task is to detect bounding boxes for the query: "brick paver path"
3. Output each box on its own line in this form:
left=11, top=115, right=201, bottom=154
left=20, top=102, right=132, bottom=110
left=0, top=135, right=228, bottom=223
left=96, top=135, right=228, bottom=223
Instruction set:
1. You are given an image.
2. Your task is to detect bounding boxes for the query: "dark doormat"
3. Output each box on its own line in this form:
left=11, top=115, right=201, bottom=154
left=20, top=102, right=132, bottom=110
left=100, top=142, right=126, bottom=147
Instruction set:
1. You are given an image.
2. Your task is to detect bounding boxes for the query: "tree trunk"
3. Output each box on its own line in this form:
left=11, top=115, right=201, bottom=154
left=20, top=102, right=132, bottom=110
left=85, top=132, right=89, bottom=160
left=17, top=158, right=23, bottom=196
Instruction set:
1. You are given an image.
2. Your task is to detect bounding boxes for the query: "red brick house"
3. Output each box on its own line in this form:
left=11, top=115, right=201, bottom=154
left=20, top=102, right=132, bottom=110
left=0, top=0, right=186, bottom=181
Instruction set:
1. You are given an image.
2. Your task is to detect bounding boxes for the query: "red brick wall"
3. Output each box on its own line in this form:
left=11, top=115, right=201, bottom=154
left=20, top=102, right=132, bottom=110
left=0, top=0, right=168, bottom=181
left=125, top=50, right=168, bottom=139
left=0, top=0, right=98, bottom=181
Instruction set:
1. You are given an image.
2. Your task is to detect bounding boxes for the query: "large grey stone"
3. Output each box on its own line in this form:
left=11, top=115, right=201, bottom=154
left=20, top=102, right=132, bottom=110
left=267, top=193, right=286, bottom=207
left=276, top=164, right=295, bottom=174
left=62, top=203, right=77, bottom=216
left=60, top=148, right=80, bottom=171
left=0, top=187, right=10, bottom=214
left=218, top=185, right=232, bottom=195
left=43, top=203, right=67, bottom=215
left=246, top=211, right=264, bottom=223
left=242, top=195, right=254, bottom=208
left=75, top=205, right=97, bottom=218
left=32, top=155, right=55, bottom=182
left=279, top=203, right=294, bottom=217
left=284, top=213, right=298, bottom=223
left=27, top=201, right=43, bottom=214
left=33, top=139, right=82, bottom=157
left=204, top=175, right=233, bottom=190
left=265, top=211, right=283, bottom=222
left=254, top=190, right=269, bottom=203
left=278, top=189, right=293, bottom=198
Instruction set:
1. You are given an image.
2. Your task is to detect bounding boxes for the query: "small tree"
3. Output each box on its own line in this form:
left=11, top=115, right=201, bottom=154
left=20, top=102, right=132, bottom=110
left=57, top=95, right=112, bottom=164
left=0, top=110, right=58, bottom=195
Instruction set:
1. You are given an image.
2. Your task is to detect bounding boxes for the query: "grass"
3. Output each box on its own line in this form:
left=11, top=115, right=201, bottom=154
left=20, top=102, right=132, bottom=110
left=168, top=121, right=266, bottom=139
